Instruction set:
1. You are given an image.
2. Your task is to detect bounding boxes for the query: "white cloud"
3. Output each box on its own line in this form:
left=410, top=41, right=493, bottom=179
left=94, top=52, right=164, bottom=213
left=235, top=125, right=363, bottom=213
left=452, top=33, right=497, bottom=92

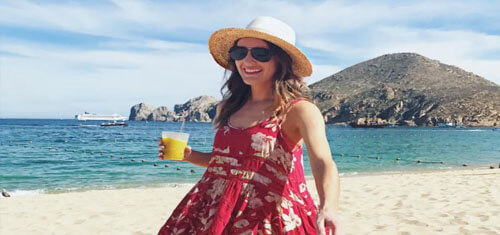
left=3, top=0, right=493, bottom=40
left=308, top=64, right=343, bottom=85
left=0, top=38, right=223, bottom=118
left=1, top=0, right=499, bottom=118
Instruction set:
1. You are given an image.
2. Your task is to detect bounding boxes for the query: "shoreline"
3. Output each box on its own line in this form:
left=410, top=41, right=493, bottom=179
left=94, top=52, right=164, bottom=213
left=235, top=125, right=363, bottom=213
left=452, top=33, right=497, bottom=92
left=3, top=164, right=499, bottom=196
left=1, top=168, right=499, bottom=234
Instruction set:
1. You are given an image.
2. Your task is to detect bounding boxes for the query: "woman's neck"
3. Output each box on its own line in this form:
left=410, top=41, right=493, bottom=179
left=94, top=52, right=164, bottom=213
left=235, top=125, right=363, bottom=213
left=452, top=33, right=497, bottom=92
left=249, top=84, right=274, bottom=102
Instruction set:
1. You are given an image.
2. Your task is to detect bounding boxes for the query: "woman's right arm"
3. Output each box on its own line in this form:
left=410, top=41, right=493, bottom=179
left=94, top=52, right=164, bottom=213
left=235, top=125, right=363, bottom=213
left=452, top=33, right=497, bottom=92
left=183, top=148, right=211, bottom=168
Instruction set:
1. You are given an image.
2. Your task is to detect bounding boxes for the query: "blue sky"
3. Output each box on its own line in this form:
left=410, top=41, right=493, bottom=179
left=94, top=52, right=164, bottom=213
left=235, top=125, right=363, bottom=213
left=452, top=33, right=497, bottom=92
left=1, top=0, right=499, bottom=118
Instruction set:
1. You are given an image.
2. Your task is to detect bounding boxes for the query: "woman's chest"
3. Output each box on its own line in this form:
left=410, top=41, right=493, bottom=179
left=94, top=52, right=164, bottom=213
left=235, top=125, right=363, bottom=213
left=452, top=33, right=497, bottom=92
left=229, top=102, right=276, bottom=129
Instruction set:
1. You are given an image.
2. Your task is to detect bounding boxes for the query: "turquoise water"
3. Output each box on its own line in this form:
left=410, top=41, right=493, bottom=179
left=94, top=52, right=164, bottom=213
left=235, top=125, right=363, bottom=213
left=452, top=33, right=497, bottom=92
left=0, top=119, right=499, bottom=195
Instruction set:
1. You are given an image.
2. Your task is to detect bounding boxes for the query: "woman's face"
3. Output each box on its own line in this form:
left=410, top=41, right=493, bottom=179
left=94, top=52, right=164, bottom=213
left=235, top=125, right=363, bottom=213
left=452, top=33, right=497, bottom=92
left=235, top=38, right=277, bottom=88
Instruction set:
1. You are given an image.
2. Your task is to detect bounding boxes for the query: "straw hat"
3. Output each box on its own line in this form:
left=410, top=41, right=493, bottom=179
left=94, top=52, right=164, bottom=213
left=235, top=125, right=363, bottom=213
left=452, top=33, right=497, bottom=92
left=208, top=16, right=312, bottom=78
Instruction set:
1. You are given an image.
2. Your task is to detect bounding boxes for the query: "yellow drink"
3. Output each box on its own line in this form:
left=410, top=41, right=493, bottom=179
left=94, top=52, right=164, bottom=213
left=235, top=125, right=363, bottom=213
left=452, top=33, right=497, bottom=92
left=162, top=137, right=187, bottom=160
left=161, top=131, right=189, bottom=161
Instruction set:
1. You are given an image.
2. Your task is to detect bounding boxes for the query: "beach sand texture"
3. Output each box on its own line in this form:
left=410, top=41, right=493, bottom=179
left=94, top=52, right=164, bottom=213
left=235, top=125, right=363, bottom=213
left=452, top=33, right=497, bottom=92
left=1, top=169, right=499, bottom=235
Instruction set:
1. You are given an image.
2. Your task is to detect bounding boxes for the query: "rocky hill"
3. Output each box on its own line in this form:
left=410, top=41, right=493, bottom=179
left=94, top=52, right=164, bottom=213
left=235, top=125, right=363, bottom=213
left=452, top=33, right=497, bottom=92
left=309, top=53, right=500, bottom=126
left=129, top=96, right=218, bottom=122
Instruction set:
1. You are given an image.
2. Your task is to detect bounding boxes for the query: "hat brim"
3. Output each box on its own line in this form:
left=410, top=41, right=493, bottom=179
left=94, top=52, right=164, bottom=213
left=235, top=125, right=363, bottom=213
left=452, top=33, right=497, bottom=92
left=208, top=28, right=312, bottom=78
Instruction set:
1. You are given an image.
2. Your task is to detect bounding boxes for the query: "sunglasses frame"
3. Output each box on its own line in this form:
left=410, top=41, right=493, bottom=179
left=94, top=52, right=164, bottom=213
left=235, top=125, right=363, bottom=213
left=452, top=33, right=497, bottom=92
left=229, top=46, right=275, bottom=62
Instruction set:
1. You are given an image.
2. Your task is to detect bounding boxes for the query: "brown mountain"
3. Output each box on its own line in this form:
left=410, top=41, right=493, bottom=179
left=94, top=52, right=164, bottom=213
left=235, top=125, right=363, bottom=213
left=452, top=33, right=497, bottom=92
left=309, top=53, right=500, bottom=126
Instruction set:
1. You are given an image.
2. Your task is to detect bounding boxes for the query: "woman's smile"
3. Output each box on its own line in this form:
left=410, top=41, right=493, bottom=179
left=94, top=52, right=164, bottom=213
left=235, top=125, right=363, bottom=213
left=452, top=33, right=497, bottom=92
left=243, top=68, right=262, bottom=74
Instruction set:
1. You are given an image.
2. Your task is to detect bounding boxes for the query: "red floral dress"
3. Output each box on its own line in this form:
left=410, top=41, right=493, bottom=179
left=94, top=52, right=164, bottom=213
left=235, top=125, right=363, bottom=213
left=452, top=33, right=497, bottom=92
left=159, top=100, right=323, bottom=235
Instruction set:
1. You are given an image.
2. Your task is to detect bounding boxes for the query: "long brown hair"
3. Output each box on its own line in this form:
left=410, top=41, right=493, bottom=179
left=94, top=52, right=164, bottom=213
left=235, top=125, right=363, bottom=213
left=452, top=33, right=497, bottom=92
left=213, top=40, right=310, bottom=128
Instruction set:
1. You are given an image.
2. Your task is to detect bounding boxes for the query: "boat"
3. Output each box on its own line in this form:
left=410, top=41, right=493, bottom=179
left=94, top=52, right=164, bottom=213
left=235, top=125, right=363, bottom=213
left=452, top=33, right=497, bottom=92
left=75, top=112, right=127, bottom=121
left=436, top=122, right=455, bottom=127
left=349, top=122, right=388, bottom=128
left=100, top=121, right=128, bottom=127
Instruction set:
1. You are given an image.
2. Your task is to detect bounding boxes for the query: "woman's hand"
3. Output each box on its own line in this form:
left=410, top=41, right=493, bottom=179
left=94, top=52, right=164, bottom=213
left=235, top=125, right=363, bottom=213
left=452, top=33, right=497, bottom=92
left=316, top=208, right=344, bottom=235
left=157, top=138, right=192, bottom=162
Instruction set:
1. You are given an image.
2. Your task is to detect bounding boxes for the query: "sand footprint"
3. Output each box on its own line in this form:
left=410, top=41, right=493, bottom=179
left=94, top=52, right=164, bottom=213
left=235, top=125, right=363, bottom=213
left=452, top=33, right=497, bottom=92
left=403, top=219, right=428, bottom=226
left=133, top=231, right=149, bottom=235
left=74, top=219, right=86, bottom=225
left=479, top=214, right=489, bottom=222
left=454, top=211, right=466, bottom=217
left=394, top=200, right=403, bottom=208
left=434, top=227, right=444, bottom=232
left=451, top=218, right=469, bottom=225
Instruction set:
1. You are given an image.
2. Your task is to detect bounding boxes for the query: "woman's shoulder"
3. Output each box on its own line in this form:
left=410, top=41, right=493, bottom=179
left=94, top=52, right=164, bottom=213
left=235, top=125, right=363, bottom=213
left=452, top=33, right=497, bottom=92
left=286, top=99, right=322, bottom=121
left=288, top=99, right=318, bottom=111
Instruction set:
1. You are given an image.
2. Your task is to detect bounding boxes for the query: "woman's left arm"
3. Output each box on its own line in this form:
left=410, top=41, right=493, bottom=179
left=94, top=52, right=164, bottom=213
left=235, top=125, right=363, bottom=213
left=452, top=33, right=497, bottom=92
left=289, top=101, right=342, bottom=235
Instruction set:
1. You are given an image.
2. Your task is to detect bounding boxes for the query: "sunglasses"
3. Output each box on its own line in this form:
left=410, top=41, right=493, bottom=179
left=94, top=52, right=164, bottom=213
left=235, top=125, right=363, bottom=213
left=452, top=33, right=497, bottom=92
left=229, top=46, right=275, bottom=62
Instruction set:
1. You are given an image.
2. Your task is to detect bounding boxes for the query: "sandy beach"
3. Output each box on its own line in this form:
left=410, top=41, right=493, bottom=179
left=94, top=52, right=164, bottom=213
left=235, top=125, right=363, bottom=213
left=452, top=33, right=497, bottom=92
left=1, top=168, right=499, bottom=235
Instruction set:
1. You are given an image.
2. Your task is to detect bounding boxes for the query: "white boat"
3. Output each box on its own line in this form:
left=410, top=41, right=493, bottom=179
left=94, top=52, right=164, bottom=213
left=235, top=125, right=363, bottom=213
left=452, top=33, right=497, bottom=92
left=75, top=112, right=127, bottom=121
left=100, top=120, right=128, bottom=127
left=437, top=122, right=454, bottom=127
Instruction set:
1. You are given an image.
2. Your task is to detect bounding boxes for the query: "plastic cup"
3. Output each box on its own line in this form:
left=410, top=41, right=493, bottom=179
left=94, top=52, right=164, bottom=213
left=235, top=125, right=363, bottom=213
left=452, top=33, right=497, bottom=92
left=161, top=131, right=189, bottom=160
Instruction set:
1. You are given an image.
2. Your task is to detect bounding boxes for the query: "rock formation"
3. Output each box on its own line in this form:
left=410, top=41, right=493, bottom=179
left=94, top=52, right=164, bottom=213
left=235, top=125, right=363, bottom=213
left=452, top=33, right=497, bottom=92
left=309, top=53, right=500, bottom=126
left=129, top=103, right=155, bottom=121
left=129, top=96, right=219, bottom=122
left=147, top=106, right=176, bottom=122
left=174, top=96, right=218, bottom=122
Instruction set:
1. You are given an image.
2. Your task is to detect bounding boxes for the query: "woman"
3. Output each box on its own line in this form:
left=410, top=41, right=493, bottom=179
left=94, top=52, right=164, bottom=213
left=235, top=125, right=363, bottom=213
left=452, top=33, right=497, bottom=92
left=158, top=16, right=342, bottom=235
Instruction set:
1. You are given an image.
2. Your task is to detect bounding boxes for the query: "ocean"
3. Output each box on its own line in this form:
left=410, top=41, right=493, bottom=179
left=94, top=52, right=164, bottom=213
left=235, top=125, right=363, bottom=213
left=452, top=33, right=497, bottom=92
left=0, top=119, right=499, bottom=195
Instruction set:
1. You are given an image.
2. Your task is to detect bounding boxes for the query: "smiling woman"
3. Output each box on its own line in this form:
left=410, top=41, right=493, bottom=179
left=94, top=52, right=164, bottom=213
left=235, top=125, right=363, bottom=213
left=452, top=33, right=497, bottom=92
left=157, top=16, right=342, bottom=235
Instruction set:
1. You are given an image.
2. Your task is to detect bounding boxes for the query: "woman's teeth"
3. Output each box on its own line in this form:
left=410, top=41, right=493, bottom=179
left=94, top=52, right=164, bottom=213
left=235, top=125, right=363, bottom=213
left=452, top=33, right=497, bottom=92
left=244, top=68, right=261, bottom=73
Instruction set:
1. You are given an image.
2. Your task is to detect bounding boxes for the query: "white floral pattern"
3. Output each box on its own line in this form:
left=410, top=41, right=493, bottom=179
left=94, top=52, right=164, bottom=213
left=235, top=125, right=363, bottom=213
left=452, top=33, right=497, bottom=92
left=159, top=100, right=320, bottom=235
left=282, top=208, right=302, bottom=232
left=264, top=122, right=278, bottom=132
left=223, top=125, right=230, bottom=135
left=251, top=132, right=276, bottom=158
left=299, top=183, right=307, bottom=193
left=234, top=219, right=250, bottom=229
left=206, top=178, right=227, bottom=200
left=214, top=146, right=230, bottom=154
left=207, top=166, right=227, bottom=176
left=265, top=163, right=287, bottom=181
left=269, top=145, right=296, bottom=173
left=210, top=155, right=241, bottom=166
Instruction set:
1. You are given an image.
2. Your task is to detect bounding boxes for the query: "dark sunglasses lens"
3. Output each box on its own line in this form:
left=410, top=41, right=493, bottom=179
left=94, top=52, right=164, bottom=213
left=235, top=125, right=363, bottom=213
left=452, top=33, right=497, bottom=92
left=229, top=47, right=248, bottom=60
left=251, top=48, right=273, bottom=62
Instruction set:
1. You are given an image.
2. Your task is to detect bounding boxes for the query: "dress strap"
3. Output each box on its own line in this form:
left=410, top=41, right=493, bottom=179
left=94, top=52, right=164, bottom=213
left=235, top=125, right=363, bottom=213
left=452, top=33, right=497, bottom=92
left=288, top=98, right=305, bottom=107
